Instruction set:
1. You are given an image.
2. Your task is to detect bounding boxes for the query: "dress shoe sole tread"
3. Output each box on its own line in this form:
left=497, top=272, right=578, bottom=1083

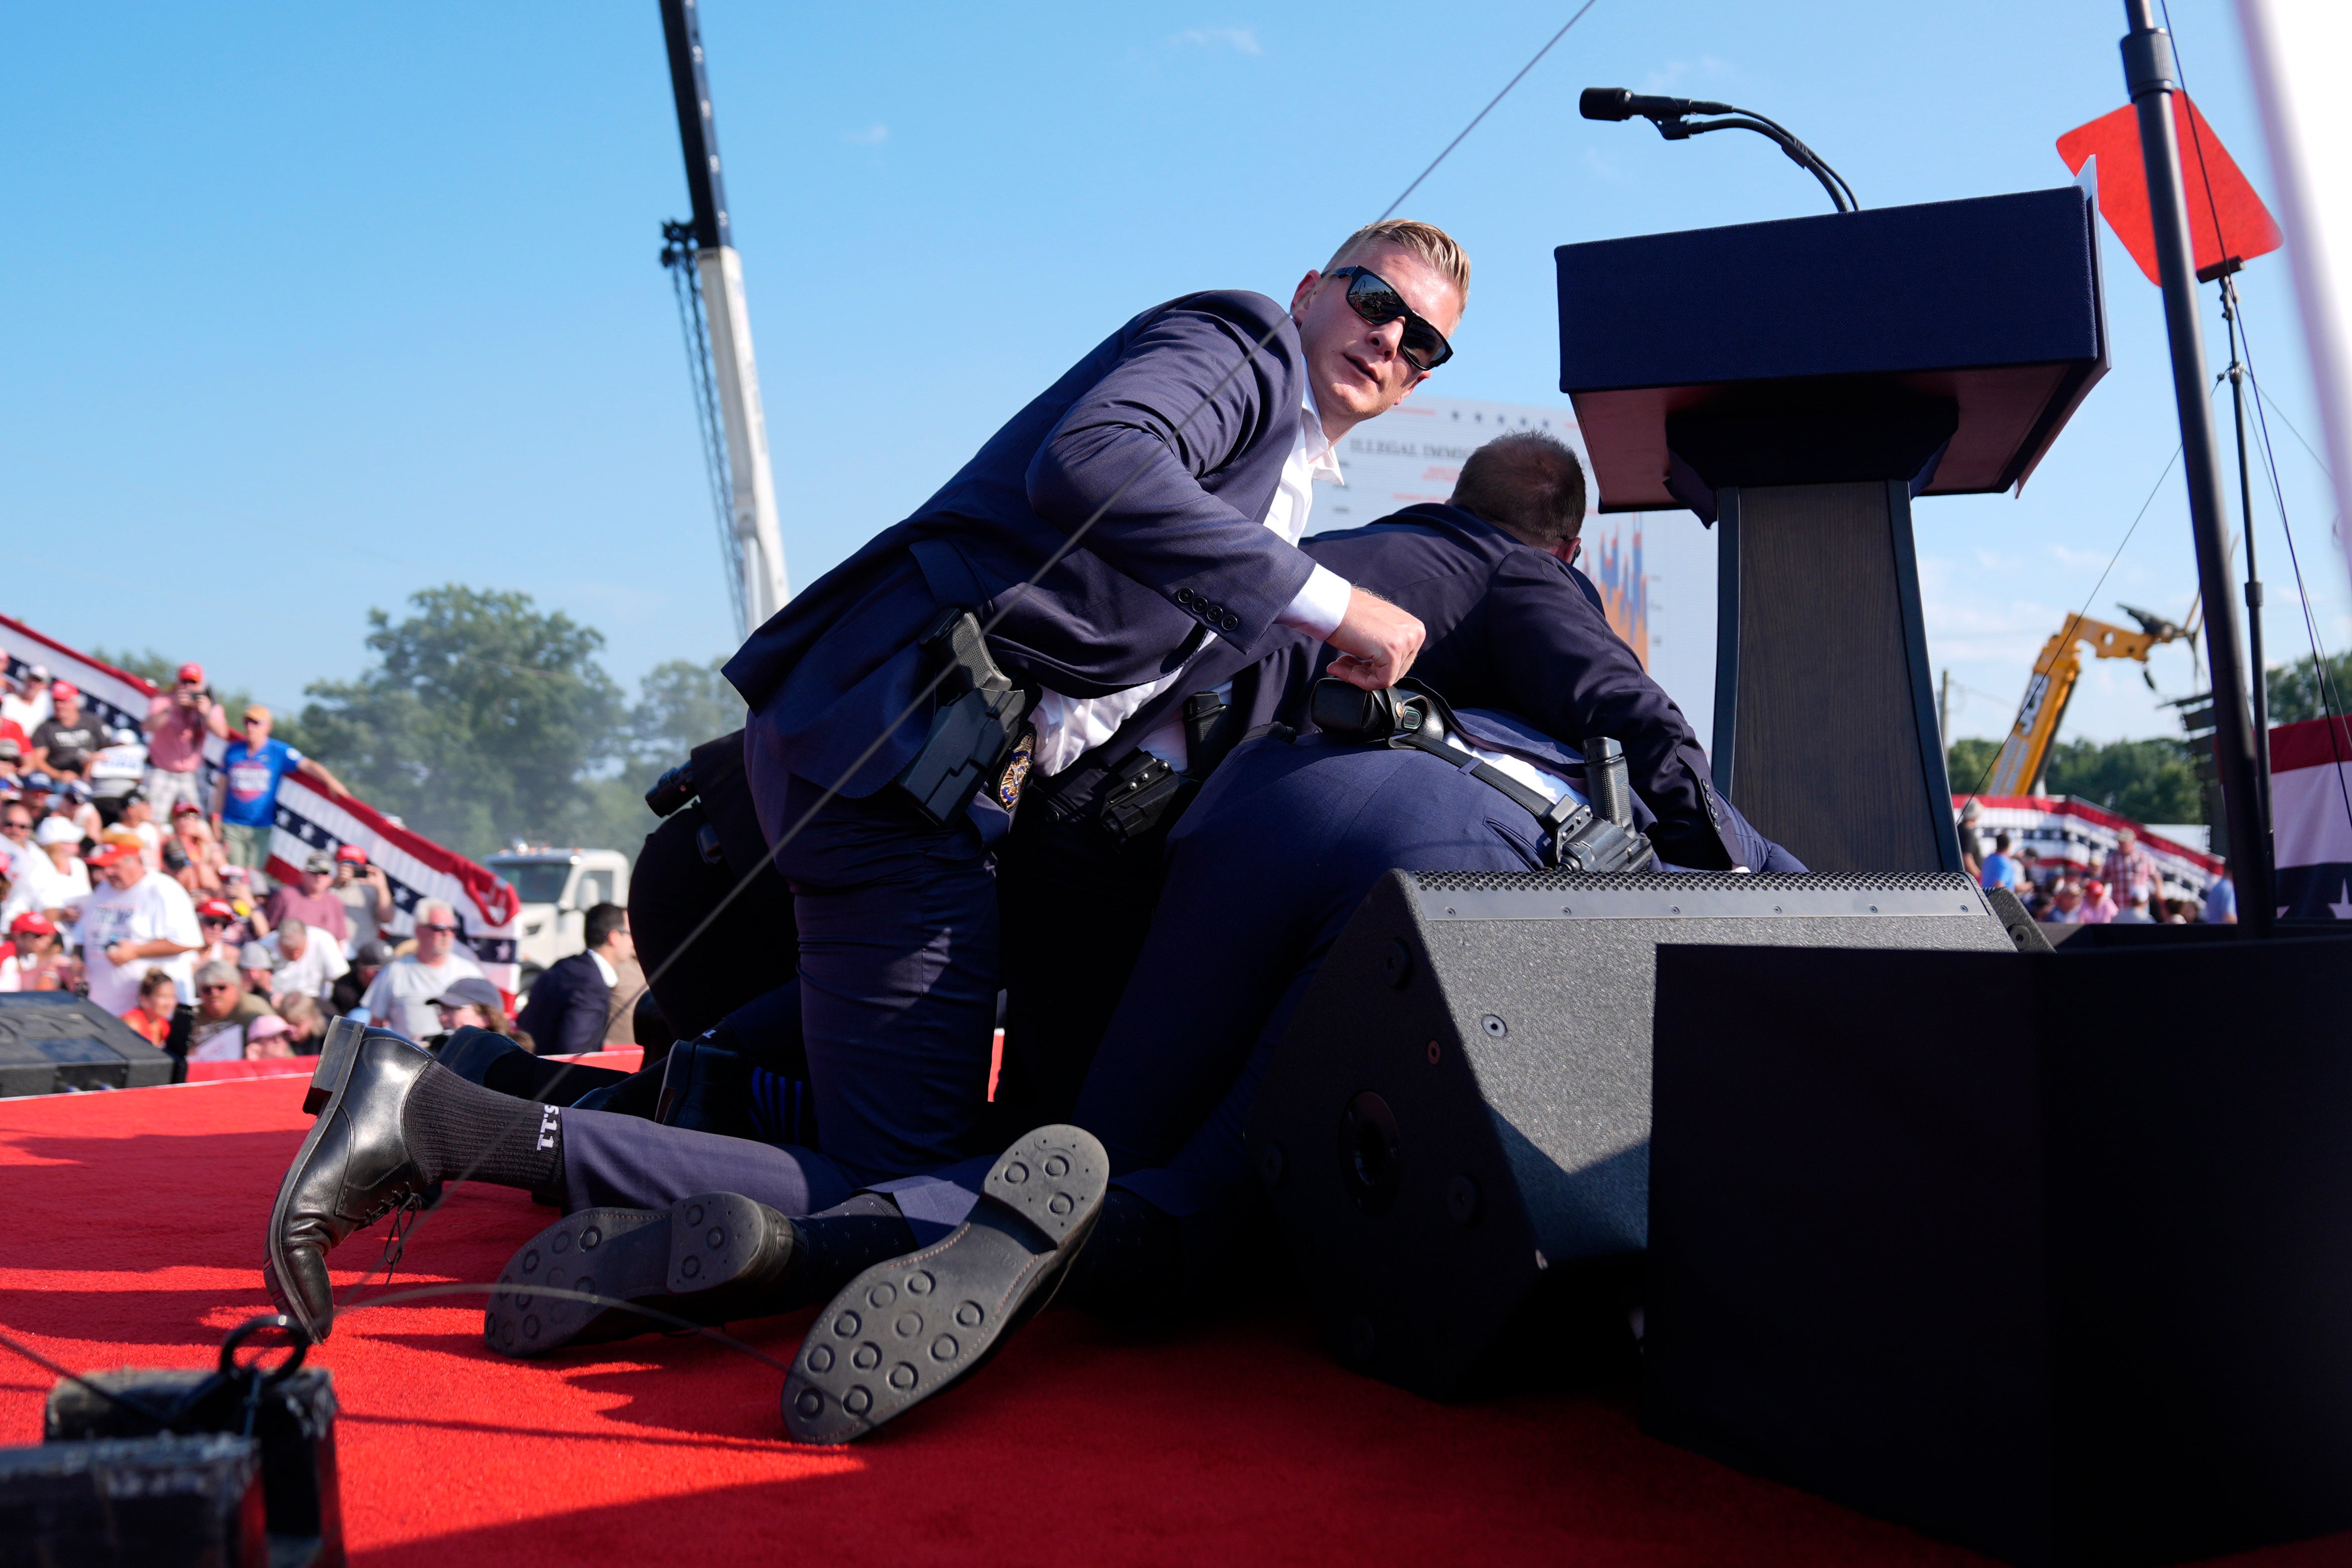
left=782, top=1125, right=1106, bottom=1445
left=485, top=1192, right=789, bottom=1358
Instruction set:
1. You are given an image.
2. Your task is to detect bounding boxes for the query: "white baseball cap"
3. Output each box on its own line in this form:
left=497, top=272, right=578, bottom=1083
left=34, top=817, right=81, bottom=846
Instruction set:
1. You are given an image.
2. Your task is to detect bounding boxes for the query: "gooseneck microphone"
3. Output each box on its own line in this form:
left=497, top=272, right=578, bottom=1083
left=1579, top=86, right=1857, bottom=213
left=1577, top=87, right=1734, bottom=122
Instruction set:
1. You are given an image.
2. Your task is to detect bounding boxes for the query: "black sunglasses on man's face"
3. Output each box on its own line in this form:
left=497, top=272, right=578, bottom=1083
left=1326, top=266, right=1454, bottom=373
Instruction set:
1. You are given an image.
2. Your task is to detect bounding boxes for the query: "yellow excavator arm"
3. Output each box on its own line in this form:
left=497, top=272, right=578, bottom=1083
left=1980, top=606, right=2183, bottom=796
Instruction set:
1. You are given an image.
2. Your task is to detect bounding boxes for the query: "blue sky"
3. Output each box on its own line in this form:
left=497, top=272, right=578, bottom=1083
left=4, top=0, right=2341, bottom=747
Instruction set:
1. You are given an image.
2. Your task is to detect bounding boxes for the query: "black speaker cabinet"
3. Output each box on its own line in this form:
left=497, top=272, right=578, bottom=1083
left=1645, top=934, right=2352, bottom=1567
left=0, top=994, right=174, bottom=1098
left=1243, top=869, right=2023, bottom=1399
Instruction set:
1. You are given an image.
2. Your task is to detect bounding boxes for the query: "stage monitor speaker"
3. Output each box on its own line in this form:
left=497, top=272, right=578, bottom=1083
left=1243, top=868, right=2028, bottom=1400
left=0, top=994, right=174, bottom=1099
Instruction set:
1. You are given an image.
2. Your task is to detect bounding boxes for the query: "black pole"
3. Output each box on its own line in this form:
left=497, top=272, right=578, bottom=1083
left=2221, top=274, right=2275, bottom=847
left=2119, top=1, right=2273, bottom=931
left=658, top=0, right=730, bottom=250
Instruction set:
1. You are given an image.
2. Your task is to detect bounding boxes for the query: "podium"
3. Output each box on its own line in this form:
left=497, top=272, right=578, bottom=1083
left=1559, top=188, right=2107, bottom=872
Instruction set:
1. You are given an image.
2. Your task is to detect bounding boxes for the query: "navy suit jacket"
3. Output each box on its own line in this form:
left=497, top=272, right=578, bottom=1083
left=1301, top=503, right=1739, bottom=870
left=516, top=951, right=611, bottom=1058
left=724, top=290, right=1318, bottom=801
left=1074, top=719, right=1797, bottom=1218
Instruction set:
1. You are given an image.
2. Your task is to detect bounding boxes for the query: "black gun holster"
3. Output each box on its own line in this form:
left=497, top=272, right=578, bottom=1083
left=887, top=608, right=1038, bottom=827
left=1094, top=688, right=1243, bottom=844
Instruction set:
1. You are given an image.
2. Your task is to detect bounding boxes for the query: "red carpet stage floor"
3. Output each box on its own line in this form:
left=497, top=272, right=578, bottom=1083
left=5, top=1075, right=2350, bottom=1567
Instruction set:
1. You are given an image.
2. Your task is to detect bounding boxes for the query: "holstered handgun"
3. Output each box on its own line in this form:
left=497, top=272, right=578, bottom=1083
left=888, top=609, right=1037, bottom=827
left=1095, top=689, right=1238, bottom=844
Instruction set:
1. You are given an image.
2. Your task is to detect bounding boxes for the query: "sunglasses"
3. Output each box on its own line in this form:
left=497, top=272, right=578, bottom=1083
left=198, top=983, right=236, bottom=995
left=419, top=922, right=459, bottom=934
left=1326, top=266, right=1454, bottom=373
left=200, top=915, right=233, bottom=926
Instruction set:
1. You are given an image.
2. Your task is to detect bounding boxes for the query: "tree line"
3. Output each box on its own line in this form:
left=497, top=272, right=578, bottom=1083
left=104, top=585, right=744, bottom=861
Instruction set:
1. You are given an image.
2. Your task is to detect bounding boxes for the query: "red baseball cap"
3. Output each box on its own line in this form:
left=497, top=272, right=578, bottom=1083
left=196, top=898, right=235, bottom=920
left=50, top=681, right=77, bottom=702
left=8, top=912, right=54, bottom=936
left=334, top=843, right=368, bottom=865
left=177, top=663, right=204, bottom=684
left=87, top=841, right=139, bottom=868
left=170, top=801, right=203, bottom=817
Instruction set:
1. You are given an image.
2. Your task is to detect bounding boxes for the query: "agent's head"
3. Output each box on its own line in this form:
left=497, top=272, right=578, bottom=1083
left=1450, top=431, right=1588, bottom=561
left=1290, top=220, right=1467, bottom=435
left=241, top=704, right=272, bottom=745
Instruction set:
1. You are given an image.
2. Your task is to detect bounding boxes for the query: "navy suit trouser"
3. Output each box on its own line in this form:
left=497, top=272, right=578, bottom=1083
left=763, top=772, right=1000, bottom=1185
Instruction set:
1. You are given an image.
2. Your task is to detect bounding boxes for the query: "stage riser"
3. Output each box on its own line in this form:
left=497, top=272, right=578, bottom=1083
left=1647, top=934, right=2352, bottom=1567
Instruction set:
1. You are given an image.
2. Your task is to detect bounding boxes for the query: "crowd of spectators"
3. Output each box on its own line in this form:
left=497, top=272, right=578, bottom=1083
left=1961, top=802, right=2237, bottom=925
left=0, top=654, right=519, bottom=1060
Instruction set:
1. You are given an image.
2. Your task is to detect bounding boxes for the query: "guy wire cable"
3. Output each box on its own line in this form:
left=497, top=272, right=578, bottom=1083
left=322, top=4, right=1612, bottom=1331
left=2234, top=306, right=2352, bottom=854
left=1955, top=437, right=2188, bottom=807
left=2158, top=0, right=2352, bottom=861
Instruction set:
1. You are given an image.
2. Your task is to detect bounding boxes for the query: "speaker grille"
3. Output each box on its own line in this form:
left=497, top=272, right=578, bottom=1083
left=1412, top=870, right=1975, bottom=894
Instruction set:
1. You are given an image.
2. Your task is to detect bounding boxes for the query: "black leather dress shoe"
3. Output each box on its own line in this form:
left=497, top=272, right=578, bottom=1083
left=653, top=1034, right=763, bottom=1141
left=484, top=1190, right=798, bottom=1357
left=782, top=1125, right=1107, bottom=1444
left=263, top=1020, right=440, bottom=1342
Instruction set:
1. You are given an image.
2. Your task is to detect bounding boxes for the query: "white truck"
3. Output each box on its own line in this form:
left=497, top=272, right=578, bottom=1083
left=483, top=846, right=632, bottom=988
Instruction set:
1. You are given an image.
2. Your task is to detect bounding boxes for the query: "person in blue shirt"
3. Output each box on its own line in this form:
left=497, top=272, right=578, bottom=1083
left=210, top=704, right=349, bottom=883
left=1978, top=832, right=2022, bottom=893
left=2203, top=862, right=2238, bottom=924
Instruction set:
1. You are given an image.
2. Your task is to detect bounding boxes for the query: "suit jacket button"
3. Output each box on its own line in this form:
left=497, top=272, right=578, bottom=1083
left=1221, top=614, right=1240, bottom=631
left=1175, top=588, right=1194, bottom=605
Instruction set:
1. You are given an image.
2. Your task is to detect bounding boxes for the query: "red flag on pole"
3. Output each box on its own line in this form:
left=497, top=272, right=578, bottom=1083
left=2057, top=94, right=2283, bottom=284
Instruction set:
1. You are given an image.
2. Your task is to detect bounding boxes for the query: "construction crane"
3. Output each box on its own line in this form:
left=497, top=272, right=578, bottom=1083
left=1979, top=604, right=2186, bottom=796
left=658, top=0, right=789, bottom=640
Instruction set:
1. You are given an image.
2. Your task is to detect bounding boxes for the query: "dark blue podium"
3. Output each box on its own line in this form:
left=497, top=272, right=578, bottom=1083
left=1559, top=188, right=2108, bottom=872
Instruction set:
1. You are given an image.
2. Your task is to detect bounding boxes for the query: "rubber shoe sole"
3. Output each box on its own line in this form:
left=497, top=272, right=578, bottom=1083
left=782, top=1125, right=1106, bottom=1444
left=485, top=1191, right=786, bottom=1358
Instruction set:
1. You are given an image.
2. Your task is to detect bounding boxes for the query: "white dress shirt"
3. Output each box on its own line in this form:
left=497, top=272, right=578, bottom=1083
left=1029, top=391, right=1352, bottom=777
left=588, top=948, right=618, bottom=988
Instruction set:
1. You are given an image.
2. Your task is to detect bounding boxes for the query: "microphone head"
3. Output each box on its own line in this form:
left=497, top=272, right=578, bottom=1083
left=1579, top=87, right=1635, bottom=122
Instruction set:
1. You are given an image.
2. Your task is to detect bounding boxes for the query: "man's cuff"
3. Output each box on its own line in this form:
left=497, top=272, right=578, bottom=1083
left=1276, top=563, right=1352, bottom=641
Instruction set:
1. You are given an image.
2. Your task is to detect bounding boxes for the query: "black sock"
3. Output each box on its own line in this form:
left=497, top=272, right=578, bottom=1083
left=774, top=1193, right=917, bottom=1307
left=481, top=1050, right=630, bottom=1108
left=1060, top=1188, right=1183, bottom=1323
left=402, top=1063, right=565, bottom=1194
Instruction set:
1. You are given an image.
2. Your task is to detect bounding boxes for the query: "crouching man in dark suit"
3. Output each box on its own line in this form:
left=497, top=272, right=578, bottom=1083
left=514, top=904, right=631, bottom=1057
left=710, top=221, right=1463, bottom=1189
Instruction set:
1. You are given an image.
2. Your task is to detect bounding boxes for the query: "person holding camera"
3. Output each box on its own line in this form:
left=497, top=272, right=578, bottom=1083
left=142, top=663, right=229, bottom=817
left=329, top=844, right=394, bottom=954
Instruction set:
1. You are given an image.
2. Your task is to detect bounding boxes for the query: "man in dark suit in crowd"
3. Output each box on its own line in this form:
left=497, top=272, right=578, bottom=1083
left=515, top=904, right=631, bottom=1057
left=995, top=429, right=1745, bottom=1127
left=711, top=220, right=1463, bottom=1188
